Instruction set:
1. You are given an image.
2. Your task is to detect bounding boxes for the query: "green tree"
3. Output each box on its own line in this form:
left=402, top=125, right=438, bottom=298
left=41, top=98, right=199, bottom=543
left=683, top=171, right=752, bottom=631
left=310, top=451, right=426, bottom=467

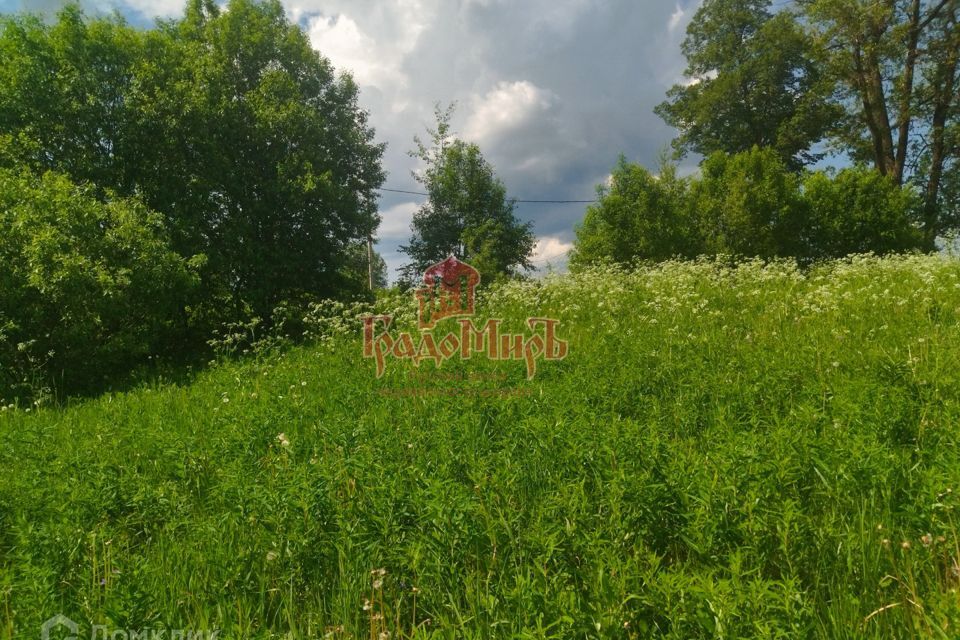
left=801, top=0, right=959, bottom=245
left=0, top=0, right=386, bottom=319
left=802, top=167, right=924, bottom=258
left=656, top=0, right=840, bottom=170
left=0, top=166, right=198, bottom=400
left=689, top=146, right=807, bottom=257
left=570, top=155, right=697, bottom=269
left=341, top=241, right=389, bottom=291
left=400, top=105, right=535, bottom=283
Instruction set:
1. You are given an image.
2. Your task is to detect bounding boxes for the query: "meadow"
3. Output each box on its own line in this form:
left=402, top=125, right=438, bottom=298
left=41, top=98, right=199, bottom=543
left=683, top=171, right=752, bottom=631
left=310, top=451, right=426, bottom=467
left=2, top=254, right=960, bottom=638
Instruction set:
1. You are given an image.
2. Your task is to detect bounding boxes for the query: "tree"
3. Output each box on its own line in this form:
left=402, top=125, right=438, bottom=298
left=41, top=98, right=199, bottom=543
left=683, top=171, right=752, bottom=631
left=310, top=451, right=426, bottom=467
left=689, top=146, right=808, bottom=257
left=655, top=0, right=841, bottom=170
left=0, top=166, right=198, bottom=400
left=0, top=0, right=386, bottom=319
left=802, top=167, right=924, bottom=258
left=801, top=0, right=960, bottom=245
left=400, top=105, right=535, bottom=283
left=570, top=155, right=698, bottom=269
left=342, top=241, right=389, bottom=291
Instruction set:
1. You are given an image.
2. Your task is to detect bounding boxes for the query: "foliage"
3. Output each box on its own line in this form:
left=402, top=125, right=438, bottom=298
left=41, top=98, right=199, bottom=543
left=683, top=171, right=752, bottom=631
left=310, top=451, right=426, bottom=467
left=655, top=0, right=840, bottom=170
left=0, top=167, right=197, bottom=402
left=573, top=148, right=928, bottom=267
left=803, top=167, right=925, bottom=259
left=690, top=146, right=808, bottom=257
left=3, top=255, right=960, bottom=637
left=798, top=0, right=959, bottom=243
left=340, top=242, right=389, bottom=292
left=0, top=0, right=386, bottom=318
left=400, top=105, right=535, bottom=284
left=570, top=155, right=697, bottom=269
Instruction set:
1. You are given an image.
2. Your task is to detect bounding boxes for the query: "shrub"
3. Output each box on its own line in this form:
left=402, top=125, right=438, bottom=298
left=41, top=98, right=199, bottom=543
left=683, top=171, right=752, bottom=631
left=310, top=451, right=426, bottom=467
left=690, top=146, right=807, bottom=258
left=802, top=166, right=924, bottom=259
left=0, top=167, right=198, bottom=401
left=571, top=155, right=696, bottom=269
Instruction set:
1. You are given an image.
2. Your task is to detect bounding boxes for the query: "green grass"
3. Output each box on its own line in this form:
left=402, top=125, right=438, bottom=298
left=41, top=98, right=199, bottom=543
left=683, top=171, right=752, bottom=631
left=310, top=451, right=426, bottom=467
left=3, top=254, right=960, bottom=638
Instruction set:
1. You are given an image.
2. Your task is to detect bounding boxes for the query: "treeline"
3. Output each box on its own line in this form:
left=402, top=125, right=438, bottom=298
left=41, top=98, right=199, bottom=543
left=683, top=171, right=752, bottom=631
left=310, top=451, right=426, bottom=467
left=574, top=0, right=958, bottom=268
left=0, top=0, right=384, bottom=401
left=572, top=148, right=922, bottom=268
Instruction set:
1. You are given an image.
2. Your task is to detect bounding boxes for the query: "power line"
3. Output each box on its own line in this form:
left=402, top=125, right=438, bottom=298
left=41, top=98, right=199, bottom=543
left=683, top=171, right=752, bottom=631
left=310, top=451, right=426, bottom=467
left=377, top=187, right=596, bottom=204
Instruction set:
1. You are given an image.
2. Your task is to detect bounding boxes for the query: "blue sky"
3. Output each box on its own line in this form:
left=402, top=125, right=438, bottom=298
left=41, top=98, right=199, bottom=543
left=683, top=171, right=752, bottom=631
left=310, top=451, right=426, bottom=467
left=3, top=0, right=706, bottom=279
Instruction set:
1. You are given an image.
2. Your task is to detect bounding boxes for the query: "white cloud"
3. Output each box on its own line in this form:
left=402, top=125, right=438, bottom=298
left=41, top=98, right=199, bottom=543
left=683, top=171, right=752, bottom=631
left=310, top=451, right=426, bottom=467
left=305, top=14, right=399, bottom=90
left=463, top=81, right=558, bottom=144
left=302, top=0, right=432, bottom=91
left=531, top=235, right=573, bottom=265
left=377, top=201, right=419, bottom=239
left=668, top=3, right=686, bottom=32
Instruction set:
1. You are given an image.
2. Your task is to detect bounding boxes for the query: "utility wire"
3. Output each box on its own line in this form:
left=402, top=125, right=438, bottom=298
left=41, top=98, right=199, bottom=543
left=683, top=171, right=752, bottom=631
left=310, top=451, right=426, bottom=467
left=377, top=187, right=597, bottom=204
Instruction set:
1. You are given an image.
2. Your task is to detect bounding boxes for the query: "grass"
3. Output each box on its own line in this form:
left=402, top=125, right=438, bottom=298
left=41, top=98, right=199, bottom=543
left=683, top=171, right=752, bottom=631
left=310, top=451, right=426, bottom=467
left=2, top=254, right=960, bottom=638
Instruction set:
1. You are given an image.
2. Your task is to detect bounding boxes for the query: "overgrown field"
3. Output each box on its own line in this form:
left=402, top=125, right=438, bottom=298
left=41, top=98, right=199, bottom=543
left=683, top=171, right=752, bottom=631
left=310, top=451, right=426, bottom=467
left=3, top=255, right=960, bottom=638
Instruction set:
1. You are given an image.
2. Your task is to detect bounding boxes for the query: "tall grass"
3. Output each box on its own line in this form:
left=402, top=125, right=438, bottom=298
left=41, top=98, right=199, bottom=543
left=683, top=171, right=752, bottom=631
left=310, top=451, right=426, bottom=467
left=2, top=255, right=960, bottom=638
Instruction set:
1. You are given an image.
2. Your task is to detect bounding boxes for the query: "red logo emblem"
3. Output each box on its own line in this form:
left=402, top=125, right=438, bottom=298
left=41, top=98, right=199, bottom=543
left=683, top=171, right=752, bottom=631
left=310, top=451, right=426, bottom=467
left=415, top=256, right=481, bottom=329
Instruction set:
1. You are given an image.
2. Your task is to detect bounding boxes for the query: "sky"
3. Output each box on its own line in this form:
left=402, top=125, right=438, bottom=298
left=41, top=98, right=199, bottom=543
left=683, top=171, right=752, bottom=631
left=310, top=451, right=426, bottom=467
left=2, top=0, right=703, bottom=280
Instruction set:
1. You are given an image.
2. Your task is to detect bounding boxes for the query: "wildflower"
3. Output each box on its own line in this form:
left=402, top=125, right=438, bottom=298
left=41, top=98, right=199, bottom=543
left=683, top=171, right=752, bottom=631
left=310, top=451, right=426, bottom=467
left=921, top=533, right=933, bottom=547
left=277, top=433, right=290, bottom=447
left=222, top=396, right=230, bottom=403
left=901, top=541, right=911, bottom=550
left=881, top=539, right=890, bottom=548
left=362, top=599, right=372, bottom=611
left=373, top=578, right=383, bottom=589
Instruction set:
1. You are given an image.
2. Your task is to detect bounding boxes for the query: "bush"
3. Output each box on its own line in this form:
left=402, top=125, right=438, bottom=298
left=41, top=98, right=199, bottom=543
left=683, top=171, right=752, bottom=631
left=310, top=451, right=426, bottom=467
left=690, top=146, right=807, bottom=258
left=0, top=167, right=198, bottom=402
left=574, top=148, right=927, bottom=268
left=570, top=155, right=696, bottom=269
left=802, top=167, right=924, bottom=259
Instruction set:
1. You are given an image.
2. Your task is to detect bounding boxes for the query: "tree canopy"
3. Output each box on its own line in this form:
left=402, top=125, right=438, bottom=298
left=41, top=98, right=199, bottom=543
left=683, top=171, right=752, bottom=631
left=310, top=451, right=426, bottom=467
left=572, top=148, right=924, bottom=269
left=0, top=0, right=386, bottom=399
left=0, top=0, right=385, bottom=318
left=400, top=105, right=535, bottom=284
left=655, top=0, right=841, bottom=170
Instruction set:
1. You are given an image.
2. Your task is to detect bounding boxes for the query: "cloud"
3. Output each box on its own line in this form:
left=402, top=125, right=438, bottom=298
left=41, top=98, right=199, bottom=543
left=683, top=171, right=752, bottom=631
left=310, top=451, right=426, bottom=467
left=119, top=0, right=182, bottom=18
left=464, top=81, right=557, bottom=144
left=530, top=235, right=573, bottom=271
left=302, top=2, right=431, bottom=92
left=668, top=3, right=686, bottom=32
left=305, top=14, right=392, bottom=89
left=377, top=201, right=419, bottom=240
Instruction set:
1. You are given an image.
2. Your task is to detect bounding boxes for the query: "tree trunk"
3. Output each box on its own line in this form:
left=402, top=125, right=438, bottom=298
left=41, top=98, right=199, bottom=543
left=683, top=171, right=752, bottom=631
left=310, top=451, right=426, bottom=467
left=894, top=0, right=922, bottom=184
left=923, top=14, right=959, bottom=247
